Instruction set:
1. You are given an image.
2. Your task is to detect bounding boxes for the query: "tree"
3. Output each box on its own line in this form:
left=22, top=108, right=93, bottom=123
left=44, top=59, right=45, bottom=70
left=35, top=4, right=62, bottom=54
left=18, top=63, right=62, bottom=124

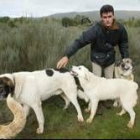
left=62, top=17, right=72, bottom=27
left=0, top=16, right=10, bottom=23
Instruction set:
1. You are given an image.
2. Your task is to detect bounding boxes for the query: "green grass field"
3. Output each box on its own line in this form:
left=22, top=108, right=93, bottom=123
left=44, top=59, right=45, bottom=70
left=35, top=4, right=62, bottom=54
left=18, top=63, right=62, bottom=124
left=11, top=88, right=140, bottom=139
left=0, top=89, right=139, bottom=139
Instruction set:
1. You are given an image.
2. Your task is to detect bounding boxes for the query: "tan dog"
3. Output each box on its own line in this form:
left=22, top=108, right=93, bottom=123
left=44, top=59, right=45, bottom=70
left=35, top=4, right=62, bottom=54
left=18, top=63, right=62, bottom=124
left=114, top=58, right=134, bottom=107
left=115, top=58, right=134, bottom=81
left=0, top=94, right=26, bottom=139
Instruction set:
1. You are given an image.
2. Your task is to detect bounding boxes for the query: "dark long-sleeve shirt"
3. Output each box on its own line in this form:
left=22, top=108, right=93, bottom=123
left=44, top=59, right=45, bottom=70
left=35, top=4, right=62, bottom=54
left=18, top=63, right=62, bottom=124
left=65, top=20, right=129, bottom=67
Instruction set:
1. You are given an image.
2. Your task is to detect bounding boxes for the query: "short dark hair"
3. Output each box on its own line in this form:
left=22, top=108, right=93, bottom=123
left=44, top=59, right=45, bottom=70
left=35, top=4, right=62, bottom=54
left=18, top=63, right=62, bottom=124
left=100, top=4, right=114, bottom=16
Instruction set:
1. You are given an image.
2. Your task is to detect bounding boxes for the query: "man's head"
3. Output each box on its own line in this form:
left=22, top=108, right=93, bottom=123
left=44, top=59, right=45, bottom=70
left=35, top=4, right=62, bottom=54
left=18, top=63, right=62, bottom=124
left=100, top=4, right=114, bottom=28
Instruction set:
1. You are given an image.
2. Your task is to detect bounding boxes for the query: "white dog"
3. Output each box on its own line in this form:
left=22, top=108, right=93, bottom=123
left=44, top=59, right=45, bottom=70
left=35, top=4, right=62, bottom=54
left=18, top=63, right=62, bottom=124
left=0, top=68, right=84, bottom=134
left=71, top=65, right=138, bottom=129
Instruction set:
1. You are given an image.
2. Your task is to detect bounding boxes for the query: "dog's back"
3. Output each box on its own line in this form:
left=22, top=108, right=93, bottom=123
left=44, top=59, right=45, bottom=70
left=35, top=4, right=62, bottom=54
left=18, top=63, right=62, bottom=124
left=0, top=94, right=26, bottom=139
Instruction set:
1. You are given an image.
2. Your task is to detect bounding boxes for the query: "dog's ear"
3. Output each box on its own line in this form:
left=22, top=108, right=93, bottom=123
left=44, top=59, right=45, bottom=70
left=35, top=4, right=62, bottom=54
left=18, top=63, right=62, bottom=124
left=0, top=77, right=14, bottom=88
left=0, top=77, right=15, bottom=96
left=115, top=60, right=121, bottom=66
left=128, top=58, right=132, bottom=64
left=84, top=71, right=90, bottom=81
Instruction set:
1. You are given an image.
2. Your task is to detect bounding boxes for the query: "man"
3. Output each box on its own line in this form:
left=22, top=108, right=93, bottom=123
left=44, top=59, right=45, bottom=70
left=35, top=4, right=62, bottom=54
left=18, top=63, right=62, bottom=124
left=57, top=5, right=129, bottom=110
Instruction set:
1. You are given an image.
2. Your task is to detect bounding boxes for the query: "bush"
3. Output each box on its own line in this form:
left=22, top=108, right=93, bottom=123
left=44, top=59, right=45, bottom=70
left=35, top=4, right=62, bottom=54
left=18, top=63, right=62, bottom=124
left=0, top=18, right=139, bottom=85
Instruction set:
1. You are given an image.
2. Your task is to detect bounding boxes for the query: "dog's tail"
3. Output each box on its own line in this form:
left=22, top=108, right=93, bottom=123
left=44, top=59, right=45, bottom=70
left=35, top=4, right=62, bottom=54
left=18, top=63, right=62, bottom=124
left=0, top=94, right=26, bottom=139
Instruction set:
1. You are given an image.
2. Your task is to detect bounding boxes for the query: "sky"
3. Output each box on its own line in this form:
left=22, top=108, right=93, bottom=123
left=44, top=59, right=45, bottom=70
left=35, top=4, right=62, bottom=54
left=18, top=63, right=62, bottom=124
left=0, top=0, right=140, bottom=17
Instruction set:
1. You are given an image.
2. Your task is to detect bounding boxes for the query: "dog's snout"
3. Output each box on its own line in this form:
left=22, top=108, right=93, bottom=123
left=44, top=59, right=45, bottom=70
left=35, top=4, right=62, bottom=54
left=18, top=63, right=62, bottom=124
left=71, top=65, right=75, bottom=69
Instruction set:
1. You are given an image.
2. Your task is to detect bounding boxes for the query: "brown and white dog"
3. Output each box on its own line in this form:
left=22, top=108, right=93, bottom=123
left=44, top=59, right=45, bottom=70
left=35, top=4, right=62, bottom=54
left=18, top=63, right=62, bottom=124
left=0, top=94, right=26, bottom=139
left=0, top=69, right=85, bottom=134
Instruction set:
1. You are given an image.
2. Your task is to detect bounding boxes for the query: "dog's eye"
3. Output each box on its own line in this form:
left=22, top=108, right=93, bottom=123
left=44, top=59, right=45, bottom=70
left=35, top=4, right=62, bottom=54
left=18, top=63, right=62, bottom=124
left=79, top=67, right=81, bottom=70
left=0, top=87, right=4, bottom=93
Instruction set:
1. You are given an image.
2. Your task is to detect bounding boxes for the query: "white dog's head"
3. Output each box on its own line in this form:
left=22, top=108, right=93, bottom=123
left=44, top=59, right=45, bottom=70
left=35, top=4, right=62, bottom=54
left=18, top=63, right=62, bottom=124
left=70, top=65, right=90, bottom=81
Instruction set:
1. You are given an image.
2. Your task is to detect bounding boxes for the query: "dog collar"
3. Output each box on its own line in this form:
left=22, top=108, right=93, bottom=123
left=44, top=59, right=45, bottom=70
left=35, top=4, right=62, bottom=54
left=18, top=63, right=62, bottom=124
left=73, top=76, right=84, bottom=92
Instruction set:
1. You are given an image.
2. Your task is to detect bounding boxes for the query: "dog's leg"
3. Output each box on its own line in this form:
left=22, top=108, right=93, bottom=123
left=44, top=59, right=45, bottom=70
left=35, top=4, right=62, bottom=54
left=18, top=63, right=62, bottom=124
left=77, top=90, right=89, bottom=103
left=23, top=104, right=30, bottom=116
left=122, top=104, right=135, bottom=129
left=84, top=101, right=91, bottom=113
left=116, top=108, right=126, bottom=116
left=87, top=99, right=98, bottom=123
left=31, top=101, right=44, bottom=134
left=64, top=89, right=84, bottom=122
left=69, top=96, right=84, bottom=122
left=60, top=94, right=70, bottom=110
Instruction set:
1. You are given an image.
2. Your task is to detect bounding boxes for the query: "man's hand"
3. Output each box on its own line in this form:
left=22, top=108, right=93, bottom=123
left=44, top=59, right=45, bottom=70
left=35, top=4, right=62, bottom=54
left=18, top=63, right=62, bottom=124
left=57, top=56, right=69, bottom=69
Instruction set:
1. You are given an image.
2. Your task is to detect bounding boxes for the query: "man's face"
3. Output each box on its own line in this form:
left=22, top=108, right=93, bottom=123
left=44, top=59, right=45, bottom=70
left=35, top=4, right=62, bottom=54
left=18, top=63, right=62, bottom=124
left=101, top=12, right=114, bottom=27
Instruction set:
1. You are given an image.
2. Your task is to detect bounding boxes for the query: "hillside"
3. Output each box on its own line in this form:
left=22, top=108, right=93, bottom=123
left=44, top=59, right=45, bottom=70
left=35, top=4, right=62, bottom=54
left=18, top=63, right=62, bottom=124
left=49, top=10, right=140, bottom=21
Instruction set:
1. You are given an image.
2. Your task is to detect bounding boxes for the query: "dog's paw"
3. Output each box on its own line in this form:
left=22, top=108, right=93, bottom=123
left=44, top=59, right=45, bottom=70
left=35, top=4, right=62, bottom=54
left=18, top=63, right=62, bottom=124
left=84, top=108, right=90, bottom=113
left=116, top=112, right=121, bottom=116
left=36, top=127, right=43, bottom=134
left=127, top=121, right=133, bottom=129
left=116, top=109, right=126, bottom=116
left=63, top=106, right=68, bottom=110
left=116, top=112, right=124, bottom=116
left=77, top=116, right=84, bottom=122
left=86, top=118, right=93, bottom=123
